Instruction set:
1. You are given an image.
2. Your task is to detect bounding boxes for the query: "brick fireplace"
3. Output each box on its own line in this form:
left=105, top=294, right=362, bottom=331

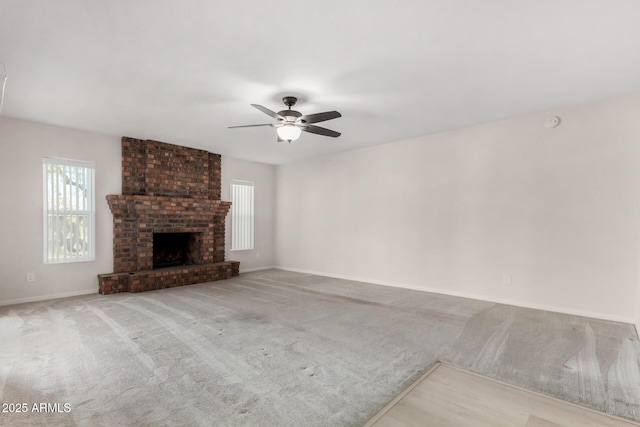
left=97, top=137, right=239, bottom=294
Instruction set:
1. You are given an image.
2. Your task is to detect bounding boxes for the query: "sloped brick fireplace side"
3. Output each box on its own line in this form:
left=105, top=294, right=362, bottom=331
left=98, top=137, right=239, bottom=294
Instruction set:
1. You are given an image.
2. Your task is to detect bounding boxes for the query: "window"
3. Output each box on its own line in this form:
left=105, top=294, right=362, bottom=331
left=43, top=158, right=95, bottom=263
left=230, top=180, right=254, bottom=250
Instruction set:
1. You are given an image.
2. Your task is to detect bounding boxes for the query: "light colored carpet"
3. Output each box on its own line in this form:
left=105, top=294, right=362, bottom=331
left=1, top=269, right=639, bottom=426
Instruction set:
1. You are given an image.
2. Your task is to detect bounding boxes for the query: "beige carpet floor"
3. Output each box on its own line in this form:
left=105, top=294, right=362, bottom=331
left=1, top=269, right=639, bottom=426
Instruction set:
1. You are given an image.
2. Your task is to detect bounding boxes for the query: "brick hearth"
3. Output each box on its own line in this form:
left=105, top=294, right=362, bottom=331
left=98, top=137, right=239, bottom=294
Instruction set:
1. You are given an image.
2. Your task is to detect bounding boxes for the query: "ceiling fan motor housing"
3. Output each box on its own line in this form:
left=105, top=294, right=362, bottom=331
left=277, top=109, right=302, bottom=122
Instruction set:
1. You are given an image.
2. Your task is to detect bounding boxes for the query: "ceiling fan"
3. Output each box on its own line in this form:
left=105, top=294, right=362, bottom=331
left=229, top=96, right=342, bottom=143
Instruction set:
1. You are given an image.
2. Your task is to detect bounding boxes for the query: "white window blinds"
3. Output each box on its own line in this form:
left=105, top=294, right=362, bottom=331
left=43, top=158, right=95, bottom=263
left=231, top=180, right=254, bottom=251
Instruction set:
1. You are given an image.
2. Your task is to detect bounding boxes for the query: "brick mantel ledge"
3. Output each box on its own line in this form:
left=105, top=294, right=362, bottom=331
left=106, top=195, right=232, bottom=215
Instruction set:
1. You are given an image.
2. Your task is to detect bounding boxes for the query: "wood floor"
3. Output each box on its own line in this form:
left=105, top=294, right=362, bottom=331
left=365, top=363, right=640, bottom=427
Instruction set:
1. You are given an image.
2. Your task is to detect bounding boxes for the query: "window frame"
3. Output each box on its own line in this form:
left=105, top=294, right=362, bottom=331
left=230, top=179, right=254, bottom=251
left=42, top=157, right=96, bottom=264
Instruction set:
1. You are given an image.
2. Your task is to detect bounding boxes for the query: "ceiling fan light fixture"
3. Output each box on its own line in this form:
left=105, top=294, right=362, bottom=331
left=276, top=124, right=302, bottom=142
left=229, top=97, right=341, bottom=142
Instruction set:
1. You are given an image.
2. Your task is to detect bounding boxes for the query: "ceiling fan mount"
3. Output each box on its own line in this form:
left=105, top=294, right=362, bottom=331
left=282, top=96, right=298, bottom=109
left=229, top=96, right=342, bottom=143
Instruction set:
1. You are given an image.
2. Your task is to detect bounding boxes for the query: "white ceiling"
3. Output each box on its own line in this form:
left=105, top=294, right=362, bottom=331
left=1, top=1, right=640, bottom=164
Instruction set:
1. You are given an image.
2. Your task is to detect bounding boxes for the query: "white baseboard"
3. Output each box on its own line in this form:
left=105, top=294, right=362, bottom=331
left=240, top=266, right=276, bottom=273
left=3, top=268, right=635, bottom=329
left=0, top=267, right=272, bottom=307
left=275, top=266, right=636, bottom=325
left=0, top=289, right=97, bottom=308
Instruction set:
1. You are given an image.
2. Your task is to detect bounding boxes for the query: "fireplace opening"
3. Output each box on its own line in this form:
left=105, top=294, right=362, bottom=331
left=153, top=232, right=201, bottom=269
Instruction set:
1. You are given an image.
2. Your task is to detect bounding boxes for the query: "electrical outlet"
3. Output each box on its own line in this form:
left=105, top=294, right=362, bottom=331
left=502, top=273, right=511, bottom=285
left=26, top=273, right=36, bottom=282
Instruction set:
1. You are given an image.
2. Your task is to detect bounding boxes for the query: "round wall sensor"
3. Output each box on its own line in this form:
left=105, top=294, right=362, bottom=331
left=544, top=116, right=561, bottom=128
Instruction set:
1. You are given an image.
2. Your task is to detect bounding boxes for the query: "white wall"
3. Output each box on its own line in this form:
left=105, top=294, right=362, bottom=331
left=275, top=93, right=640, bottom=323
left=0, top=117, right=276, bottom=305
left=636, top=292, right=640, bottom=336
left=0, top=117, right=121, bottom=305
left=222, top=156, right=276, bottom=272
left=3, top=94, right=638, bottom=321
left=636, top=269, right=640, bottom=336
